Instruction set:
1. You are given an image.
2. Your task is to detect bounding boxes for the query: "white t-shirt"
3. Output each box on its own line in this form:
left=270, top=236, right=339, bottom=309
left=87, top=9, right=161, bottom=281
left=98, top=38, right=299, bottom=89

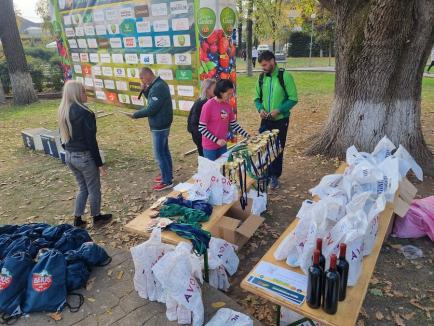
left=252, top=49, right=258, bottom=58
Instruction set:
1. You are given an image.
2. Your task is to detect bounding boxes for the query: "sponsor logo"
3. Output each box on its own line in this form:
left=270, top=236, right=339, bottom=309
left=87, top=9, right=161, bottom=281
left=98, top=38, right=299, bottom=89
left=104, top=80, right=115, bottom=90
left=75, top=26, right=84, bottom=37
left=140, top=53, right=154, bottom=64
left=77, top=38, right=88, bottom=48
left=32, top=270, right=52, bottom=292
left=151, top=3, right=168, bottom=16
left=123, top=37, right=137, bottom=48
left=116, top=80, right=128, bottom=91
left=125, top=53, right=138, bottom=64
left=99, top=53, right=111, bottom=63
left=138, top=36, right=153, bottom=48
left=170, top=1, right=188, bottom=15
left=112, top=53, right=124, bottom=63
left=136, top=21, right=151, bottom=33
left=153, top=20, right=169, bottom=32
left=79, top=53, right=89, bottom=62
left=134, top=5, right=149, bottom=18
left=109, top=38, right=122, bottom=49
left=0, top=268, right=12, bottom=290
left=156, top=53, right=172, bottom=65
left=155, top=35, right=171, bottom=47
left=172, top=18, right=190, bottom=31
left=114, top=67, right=126, bottom=77
left=87, top=39, right=98, bottom=48
left=129, top=82, right=142, bottom=92
left=97, top=38, right=110, bottom=49
left=174, top=53, right=191, bottom=65
left=177, top=85, right=194, bottom=97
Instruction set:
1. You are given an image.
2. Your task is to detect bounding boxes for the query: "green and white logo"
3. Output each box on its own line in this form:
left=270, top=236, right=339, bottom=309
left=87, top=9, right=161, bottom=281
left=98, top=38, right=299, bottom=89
left=220, top=7, right=237, bottom=36
left=197, top=7, right=216, bottom=38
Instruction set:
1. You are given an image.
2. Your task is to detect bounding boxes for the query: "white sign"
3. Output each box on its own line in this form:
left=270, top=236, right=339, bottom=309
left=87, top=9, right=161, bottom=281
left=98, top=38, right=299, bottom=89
left=120, top=7, right=134, bottom=19
left=71, top=53, right=80, bottom=62
left=107, top=24, right=119, bottom=34
left=79, top=53, right=89, bottom=62
left=84, top=24, right=95, bottom=36
left=73, top=65, right=82, bottom=74
left=177, top=85, right=194, bottom=97
left=136, top=21, right=151, bottom=33
left=94, top=79, right=104, bottom=88
left=114, top=67, right=126, bottom=77
left=63, top=15, right=72, bottom=25
left=77, top=38, right=88, bottom=48
left=116, top=81, right=128, bottom=91
left=75, top=76, right=84, bottom=84
left=178, top=100, right=194, bottom=111
left=105, top=9, right=119, bottom=21
left=171, top=18, right=190, bottom=31
left=95, top=24, right=106, bottom=35
left=158, top=69, right=173, bottom=80
left=112, top=53, right=124, bottom=63
left=104, top=79, right=115, bottom=89
left=170, top=1, right=189, bottom=15
left=131, top=95, right=145, bottom=106
left=168, top=84, right=175, bottom=96
left=109, top=38, right=122, bottom=48
left=174, top=53, right=192, bottom=65
left=153, top=20, right=169, bottom=32
left=95, top=90, right=107, bottom=100
left=156, top=53, right=173, bottom=65
left=100, top=53, right=111, bottom=63
left=93, top=10, right=105, bottom=22
left=92, top=66, right=102, bottom=76
left=127, top=68, right=140, bottom=78
left=74, top=27, right=84, bottom=37
left=89, top=53, right=99, bottom=63
left=102, top=66, right=113, bottom=77
left=84, top=77, right=94, bottom=87
left=118, top=93, right=131, bottom=104
left=125, top=53, right=139, bottom=64
left=138, top=36, right=153, bottom=47
left=151, top=3, right=168, bottom=16
left=140, top=53, right=154, bottom=64
left=87, top=38, right=98, bottom=48
left=65, top=27, right=75, bottom=37
left=155, top=35, right=171, bottom=47
left=68, top=39, right=78, bottom=48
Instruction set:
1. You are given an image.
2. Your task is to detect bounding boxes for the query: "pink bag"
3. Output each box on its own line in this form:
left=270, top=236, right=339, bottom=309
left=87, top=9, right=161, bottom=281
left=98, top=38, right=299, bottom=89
left=393, top=196, right=434, bottom=241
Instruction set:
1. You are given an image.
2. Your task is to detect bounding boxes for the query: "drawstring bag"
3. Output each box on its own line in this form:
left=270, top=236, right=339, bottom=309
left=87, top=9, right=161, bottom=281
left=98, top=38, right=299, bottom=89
left=16, top=223, right=50, bottom=239
left=23, top=249, right=67, bottom=313
left=0, top=252, right=34, bottom=318
left=0, top=235, right=13, bottom=258
left=3, top=236, right=38, bottom=259
left=33, top=238, right=53, bottom=251
left=42, top=224, right=74, bottom=241
left=0, top=225, right=18, bottom=236
left=54, top=228, right=92, bottom=253
left=65, top=260, right=90, bottom=291
left=65, top=242, right=111, bottom=267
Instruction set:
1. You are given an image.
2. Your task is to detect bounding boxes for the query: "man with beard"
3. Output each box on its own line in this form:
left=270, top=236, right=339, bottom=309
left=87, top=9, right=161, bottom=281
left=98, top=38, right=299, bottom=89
left=254, top=51, right=298, bottom=189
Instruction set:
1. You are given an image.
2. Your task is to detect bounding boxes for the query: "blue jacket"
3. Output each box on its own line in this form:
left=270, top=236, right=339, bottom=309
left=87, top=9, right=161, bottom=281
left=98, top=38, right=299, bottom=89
left=133, top=77, right=173, bottom=130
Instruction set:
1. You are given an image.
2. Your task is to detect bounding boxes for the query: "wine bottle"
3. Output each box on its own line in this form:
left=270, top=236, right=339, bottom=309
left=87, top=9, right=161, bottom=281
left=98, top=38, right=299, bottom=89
left=307, top=249, right=323, bottom=309
left=323, top=254, right=340, bottom=314
left=316, top=238, right=326, bottom=271
left=337, top=243, right=349, bottom=301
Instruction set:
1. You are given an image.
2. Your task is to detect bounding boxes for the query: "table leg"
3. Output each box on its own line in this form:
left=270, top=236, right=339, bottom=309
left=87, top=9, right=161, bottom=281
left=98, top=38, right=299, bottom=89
left=276, top=305, right=281, bottom=326
left=203, top=250, right=209, bottom=283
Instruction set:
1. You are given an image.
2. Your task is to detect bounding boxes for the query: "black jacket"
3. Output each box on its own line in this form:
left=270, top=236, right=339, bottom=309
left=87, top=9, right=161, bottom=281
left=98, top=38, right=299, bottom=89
left=187, top=98, right=208, bottom=135
left=132, top=77, right=173, bottom=130
left=64, top=102, right=103, bottom=167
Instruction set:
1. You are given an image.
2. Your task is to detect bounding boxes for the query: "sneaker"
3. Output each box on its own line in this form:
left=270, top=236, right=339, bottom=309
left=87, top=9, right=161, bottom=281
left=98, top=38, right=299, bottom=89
left=154, top=175, right=162, bottom=183
left=153, top=182, right=174, bottom=191
left=74, top=216, right=87, bottom=228
left=270, top=176, right=280, bottom=190
left=92, top=213, right=113, bottom=227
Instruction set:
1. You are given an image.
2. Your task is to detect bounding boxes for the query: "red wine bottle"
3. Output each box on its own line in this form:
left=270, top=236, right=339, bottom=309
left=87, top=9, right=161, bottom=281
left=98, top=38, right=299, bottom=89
left=323, top=254, right=340, bottom=314
left=316, top=238, right=326, bottom=271
left=307, top=249, right=323, bottom=309
left=337, top=243, right=349, bottom=301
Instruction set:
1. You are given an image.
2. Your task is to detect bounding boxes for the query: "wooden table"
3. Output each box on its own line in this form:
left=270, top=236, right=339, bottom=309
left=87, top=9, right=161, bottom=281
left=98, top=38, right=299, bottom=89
left=240, top=166, right=400, bottom=326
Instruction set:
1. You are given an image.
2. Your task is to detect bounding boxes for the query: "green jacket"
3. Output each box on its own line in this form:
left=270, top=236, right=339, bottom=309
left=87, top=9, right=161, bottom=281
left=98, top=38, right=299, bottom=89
left=254, top=66, right=298, bottom=120
left=133, top=77, right=173, bottom=130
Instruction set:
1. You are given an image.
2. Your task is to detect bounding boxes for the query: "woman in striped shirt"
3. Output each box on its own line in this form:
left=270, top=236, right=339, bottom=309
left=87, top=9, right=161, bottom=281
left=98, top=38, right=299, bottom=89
left=199, top=79, right=250, bottom=161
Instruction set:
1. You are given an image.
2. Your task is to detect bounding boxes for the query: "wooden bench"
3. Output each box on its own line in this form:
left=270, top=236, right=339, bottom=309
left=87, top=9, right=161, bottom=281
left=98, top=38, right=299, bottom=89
left=240, top=165, right=416, bottom=326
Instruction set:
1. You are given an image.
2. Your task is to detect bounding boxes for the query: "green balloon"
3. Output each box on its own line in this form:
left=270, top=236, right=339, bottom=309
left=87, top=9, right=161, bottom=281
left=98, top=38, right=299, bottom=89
left=197, top=7, right=216, bottom=38
left=220, top=7, right=237, bottom=36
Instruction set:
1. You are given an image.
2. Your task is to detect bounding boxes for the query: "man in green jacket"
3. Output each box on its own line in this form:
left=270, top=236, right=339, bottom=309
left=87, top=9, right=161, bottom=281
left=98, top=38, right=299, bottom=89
left=125, top=67, right=174, bottom=191
left=254, top=51, right=298, bottom=189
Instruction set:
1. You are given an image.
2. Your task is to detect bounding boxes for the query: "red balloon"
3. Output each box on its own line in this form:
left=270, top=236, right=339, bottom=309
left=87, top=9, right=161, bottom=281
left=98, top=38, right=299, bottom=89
left=218, top=37, right=229, bottom=55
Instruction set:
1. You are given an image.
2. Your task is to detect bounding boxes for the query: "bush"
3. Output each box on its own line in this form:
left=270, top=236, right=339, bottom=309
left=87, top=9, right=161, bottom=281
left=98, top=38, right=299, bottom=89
left=27, top=57, right=46, bottom=92
left=288, top=31, right=321, bottom=57
left=47, top=57, right=64, bottom=91
left=25, top=47, right=56, bottom=61
left=0, top=60, right=11, bottom=94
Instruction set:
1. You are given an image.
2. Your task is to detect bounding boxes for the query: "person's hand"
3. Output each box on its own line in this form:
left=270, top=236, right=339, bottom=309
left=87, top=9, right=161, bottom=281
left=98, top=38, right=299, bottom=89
left=270, top=110, right=280, bottom=118
left=217, top=139, right=227, bottom=147
left=121, top=111, right=135, bottom=119
left=99, top=166, right=107, bottom=176
left=259, top=110, right=268, bottom=119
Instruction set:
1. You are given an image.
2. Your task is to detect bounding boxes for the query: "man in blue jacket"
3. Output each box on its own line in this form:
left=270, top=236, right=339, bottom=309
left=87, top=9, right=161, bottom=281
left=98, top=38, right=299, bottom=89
left=126, top=68, right=173, bottom=191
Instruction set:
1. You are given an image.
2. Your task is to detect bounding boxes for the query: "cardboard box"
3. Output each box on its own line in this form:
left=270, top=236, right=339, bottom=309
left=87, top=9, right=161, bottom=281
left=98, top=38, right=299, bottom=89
left=393, top=177, right=418, bottom=218
left=21, top=128, right=51, bottom=151
left=40, top=130, right=62, bottom=159
left=211, top=199, right=265, bottom=248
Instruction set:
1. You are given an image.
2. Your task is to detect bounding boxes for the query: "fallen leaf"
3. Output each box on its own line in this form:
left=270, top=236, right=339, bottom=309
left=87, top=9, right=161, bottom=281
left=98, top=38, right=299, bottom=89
left=87, top=297, right=96, bottom=303
left=401, top=312, right=415, bottom=320
left=393, top=290, right=404, bottom=298
left=86, top=277, right=96, bottom=291
left=356, top=320, right=365, bottom=326
left=392, top=311, right=405, bottom=326
left=376, top=311, right=384, bottom=320
left=389, top=244, right=402, bottom=250
left=211, top=301, right=226, bottom=309
left=370, top=276, right=380, bottom=285
left=116, top=271, right=124, bottom=280
left=369, top=288, right=384, bottom=297
left=48, top=312, right=62, bottom=321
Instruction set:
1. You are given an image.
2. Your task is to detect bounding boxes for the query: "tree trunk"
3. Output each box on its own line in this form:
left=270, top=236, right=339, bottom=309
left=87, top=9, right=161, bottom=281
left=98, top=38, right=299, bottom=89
left=237, top=0, right=243, bottom=56
left=0, top=0, right=38, bottom=105
left=309, top=0, right=434, bottom=174
left=273, top=40, right=276, bottom=52
left=246, top=0, right=254, bottom=76
left=0, top=79, right=5, bottom=104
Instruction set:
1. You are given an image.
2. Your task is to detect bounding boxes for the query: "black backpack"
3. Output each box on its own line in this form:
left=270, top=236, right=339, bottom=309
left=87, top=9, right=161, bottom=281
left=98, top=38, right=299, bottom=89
left=258, top=68, right=288, bottom=102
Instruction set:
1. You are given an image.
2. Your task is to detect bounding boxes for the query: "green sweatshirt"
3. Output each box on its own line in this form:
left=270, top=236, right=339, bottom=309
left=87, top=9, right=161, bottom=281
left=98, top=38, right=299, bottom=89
left=254, top=66, right=298, bottom=120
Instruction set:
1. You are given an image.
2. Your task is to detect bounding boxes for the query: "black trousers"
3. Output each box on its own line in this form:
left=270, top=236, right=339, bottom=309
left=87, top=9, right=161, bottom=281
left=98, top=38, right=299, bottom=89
left=428, top=61, right=434, bottom=72
left=252, top=57, right=257, bottom=67
left=191, top=132, right=204, bottom=157
left=259, top=117, right=289, bottom=178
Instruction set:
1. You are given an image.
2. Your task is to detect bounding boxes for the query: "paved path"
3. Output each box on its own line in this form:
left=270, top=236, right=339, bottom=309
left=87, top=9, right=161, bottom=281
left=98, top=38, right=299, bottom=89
left=14, top=248, right=262, bottom=326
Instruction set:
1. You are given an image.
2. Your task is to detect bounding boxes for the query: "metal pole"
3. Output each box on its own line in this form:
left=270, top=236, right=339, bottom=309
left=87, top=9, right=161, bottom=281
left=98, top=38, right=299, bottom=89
left=309, top=19, right=314, bottom=67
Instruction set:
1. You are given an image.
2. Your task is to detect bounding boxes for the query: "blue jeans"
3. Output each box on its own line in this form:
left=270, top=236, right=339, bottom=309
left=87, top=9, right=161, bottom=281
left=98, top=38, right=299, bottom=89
left=151, top=129, right=173, bottom=184
left=203, top=145, right=227, bottom=161
left=65, top=151, right=101, bottom=217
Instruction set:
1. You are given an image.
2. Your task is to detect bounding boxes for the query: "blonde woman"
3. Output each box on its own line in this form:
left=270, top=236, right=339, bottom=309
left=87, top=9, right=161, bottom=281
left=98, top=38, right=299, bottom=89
left=58, top=80, right=112, bottom=227
left=187, top=79, right=216, bottom=156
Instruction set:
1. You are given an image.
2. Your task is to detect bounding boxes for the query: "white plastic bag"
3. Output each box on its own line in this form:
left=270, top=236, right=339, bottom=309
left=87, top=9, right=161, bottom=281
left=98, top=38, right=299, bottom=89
left=394, top=145, right=423, bottom=181
left=372, top=136, right=396, bottom=164
left=222, top=176, right=238, bottom=205
left=274, top=230, right=298, bottom=261
left=130, top=228, right=174, bottom=302
left=209, top=265, right=230, bottom=291
left=206, top=308, right=253, bottom=326
left=208, top=237, right=239, bottom=275
left=362, top=195, right=386, bottom=256
left=152, top=242, right=204, bottom=326
left=248, top=189, right=267, bottom=215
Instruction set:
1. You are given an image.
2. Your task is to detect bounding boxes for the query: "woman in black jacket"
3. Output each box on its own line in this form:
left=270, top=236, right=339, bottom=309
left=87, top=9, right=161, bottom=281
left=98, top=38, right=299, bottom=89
left=187, top=79, right=216, bottom=156
left=58, top=80, right=112, bottom=228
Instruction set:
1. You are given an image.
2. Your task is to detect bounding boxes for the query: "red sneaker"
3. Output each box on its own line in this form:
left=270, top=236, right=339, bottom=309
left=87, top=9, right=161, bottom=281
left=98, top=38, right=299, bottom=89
left=154, top=175, right=162, bottom=183
left=153, top=182, right=174, bottom=191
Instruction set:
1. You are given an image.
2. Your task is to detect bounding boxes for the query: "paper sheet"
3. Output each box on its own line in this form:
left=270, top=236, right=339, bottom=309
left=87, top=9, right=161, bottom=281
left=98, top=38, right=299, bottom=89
left=247, top=261, right=307, bottom=306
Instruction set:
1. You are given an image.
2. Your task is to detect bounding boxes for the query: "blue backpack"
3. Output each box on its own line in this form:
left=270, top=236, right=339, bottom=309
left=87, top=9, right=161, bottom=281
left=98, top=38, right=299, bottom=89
left=65, top=260, right=90, bottom=291
left=15, top=223, right=50, bottom=239
left=54, top=228, right=92, bottom=253
left=0, top=235, right=13, bottom=258
left=66, top=242, right=111, bottom=267
left=0, top=225, right=18, bottom=236
left=42, top=224, right=74, bottom=241
left=22, top=249, right=67, bottom=313
left=0, top=252, right=34, bottom=317
left=3, top=236, right=38, bottom=259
